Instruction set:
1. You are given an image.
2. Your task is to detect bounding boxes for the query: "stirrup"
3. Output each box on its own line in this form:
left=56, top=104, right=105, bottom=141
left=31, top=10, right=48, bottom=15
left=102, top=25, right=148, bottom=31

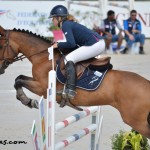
left=56, top=86, right=83, bottom=111
left=65, top=89, right=76, bottom=100
left=60, top=85, right=76, bottom=100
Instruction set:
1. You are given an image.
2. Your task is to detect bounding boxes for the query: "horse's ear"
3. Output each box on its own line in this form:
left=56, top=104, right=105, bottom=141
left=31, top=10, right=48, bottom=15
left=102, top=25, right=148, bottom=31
left=0, top=25, right=6, bottom=36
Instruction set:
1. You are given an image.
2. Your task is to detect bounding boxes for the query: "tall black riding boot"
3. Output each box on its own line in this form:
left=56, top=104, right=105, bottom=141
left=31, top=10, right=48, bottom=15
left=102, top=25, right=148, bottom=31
left=65, top=61, right=76, bottom=99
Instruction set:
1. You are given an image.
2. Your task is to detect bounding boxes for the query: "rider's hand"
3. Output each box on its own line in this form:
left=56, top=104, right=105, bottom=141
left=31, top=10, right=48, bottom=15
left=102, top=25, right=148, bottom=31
left=53, top=42, right=58, bottom=49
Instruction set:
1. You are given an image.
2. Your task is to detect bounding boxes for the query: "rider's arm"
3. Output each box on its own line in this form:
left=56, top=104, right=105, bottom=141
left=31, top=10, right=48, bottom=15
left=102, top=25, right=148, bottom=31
left=57, top=21, right=76, bottom=49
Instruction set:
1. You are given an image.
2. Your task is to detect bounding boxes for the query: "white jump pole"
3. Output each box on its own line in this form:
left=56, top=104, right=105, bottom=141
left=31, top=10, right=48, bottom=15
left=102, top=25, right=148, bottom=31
left=95, top=115, right=103, bottom=150
left=45, top=46, right=103, bottom=150
left=47, top=46, right=56, bottom=150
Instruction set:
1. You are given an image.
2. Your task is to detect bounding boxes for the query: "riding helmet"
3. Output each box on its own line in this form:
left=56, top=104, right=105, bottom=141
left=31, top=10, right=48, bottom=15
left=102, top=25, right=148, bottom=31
left=49, top=5, right=68, bottom=18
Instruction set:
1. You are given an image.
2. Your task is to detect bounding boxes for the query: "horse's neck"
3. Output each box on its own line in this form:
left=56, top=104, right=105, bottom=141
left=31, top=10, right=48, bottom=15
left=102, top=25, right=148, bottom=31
left=12, top=31, right=62, bottom=68
left=18, top=34, right=51, bottom=64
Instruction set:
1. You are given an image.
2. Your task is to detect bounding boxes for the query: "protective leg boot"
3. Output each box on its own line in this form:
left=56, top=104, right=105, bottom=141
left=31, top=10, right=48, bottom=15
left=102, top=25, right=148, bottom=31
left=65, top=61, right=76, bottom=99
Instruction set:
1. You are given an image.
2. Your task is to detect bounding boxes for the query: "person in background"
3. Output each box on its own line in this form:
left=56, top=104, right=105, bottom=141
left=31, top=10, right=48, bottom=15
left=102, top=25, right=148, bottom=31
left=49, top=5, right=105, bottom=99
left=122, top=9, right=145, bottom=54
left=100, top=10, right=124, bottom=53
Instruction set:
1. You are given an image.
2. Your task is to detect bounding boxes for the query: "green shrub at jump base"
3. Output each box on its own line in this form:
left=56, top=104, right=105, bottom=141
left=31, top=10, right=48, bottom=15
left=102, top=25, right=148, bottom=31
left=111, top=129, right=150, bottom=150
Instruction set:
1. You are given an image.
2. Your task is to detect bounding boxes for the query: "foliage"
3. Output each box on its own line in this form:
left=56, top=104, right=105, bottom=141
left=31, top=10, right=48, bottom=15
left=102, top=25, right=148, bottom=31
left=112, top=130, right=124, bottom=150
left=111, top=129, right=150, bottom=150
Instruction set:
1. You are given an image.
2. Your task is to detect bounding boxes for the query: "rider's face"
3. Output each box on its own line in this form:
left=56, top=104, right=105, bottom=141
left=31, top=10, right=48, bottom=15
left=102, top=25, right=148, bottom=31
left=52, top=17, right=59, bottom=26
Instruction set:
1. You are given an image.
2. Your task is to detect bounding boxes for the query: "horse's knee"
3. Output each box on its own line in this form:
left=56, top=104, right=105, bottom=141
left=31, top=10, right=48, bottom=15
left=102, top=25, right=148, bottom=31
left=15, top=75, right=24, bottom=81
left=14, top=79, right=23, bottom=89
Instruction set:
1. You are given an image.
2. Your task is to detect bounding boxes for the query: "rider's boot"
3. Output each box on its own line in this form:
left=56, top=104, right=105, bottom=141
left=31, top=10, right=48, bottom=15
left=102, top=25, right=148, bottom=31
left=65, top=61, right=76, bottom=99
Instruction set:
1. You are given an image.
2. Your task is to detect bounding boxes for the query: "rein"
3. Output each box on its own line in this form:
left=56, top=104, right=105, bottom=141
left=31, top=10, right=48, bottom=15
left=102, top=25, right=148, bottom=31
left=13, top=49, right=48, bottom=62
left=0, top=29, right=54, bottom=63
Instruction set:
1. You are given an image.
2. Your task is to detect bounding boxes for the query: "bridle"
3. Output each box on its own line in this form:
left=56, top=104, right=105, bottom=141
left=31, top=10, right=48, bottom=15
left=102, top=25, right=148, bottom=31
left=0, top=30, right=54, bottom=68
left=0, top=30, right=19, bottom=69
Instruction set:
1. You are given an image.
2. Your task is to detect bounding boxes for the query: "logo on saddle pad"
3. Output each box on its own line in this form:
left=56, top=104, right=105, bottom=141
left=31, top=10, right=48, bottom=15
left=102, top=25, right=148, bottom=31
left=88, top=71, right=102, bottom=86
left=56, top=62, right=108, bottom=90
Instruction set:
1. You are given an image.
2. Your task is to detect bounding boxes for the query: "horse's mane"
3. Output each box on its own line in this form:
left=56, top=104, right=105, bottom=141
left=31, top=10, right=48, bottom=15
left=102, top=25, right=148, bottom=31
left=13, top=28, right=52, bottom=44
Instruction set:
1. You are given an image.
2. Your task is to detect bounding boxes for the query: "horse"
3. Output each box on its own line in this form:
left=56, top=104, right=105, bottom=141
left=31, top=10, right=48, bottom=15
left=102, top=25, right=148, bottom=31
left=0, top=26, right=150, bottom=139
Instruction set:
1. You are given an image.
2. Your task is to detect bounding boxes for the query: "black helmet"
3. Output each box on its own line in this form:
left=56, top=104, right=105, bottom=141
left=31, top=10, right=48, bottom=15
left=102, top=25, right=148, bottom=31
left=49, top=5, right=68, bottom=18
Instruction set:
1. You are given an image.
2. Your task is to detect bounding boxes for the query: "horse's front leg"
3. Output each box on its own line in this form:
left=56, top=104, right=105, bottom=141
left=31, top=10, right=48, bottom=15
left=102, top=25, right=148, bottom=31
left=14, top=75, right=45, bottom=109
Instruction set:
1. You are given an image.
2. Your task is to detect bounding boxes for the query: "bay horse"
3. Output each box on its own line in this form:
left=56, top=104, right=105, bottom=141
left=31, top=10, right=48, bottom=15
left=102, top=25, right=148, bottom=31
left=0, top=26, right=150, bottom=139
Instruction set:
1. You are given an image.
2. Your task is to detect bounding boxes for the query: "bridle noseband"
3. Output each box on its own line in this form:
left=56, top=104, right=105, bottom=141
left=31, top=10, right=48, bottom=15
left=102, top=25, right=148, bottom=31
left=0, top=30, right=20, bottom=67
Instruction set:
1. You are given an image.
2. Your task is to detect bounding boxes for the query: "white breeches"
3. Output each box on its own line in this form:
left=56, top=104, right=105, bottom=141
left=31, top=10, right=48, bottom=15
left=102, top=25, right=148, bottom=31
left=65, top=39, right=105, bottom=64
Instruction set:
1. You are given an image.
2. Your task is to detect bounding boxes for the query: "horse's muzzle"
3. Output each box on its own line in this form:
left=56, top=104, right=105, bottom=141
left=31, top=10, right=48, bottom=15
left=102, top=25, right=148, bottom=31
left=0, top=66, right=5, bottom=74
left=0, top=60, right=10, bottom=74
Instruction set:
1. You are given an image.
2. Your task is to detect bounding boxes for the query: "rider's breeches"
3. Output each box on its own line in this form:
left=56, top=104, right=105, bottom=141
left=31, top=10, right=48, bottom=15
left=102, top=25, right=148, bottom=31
left=64, top=39, right=105, bottom=64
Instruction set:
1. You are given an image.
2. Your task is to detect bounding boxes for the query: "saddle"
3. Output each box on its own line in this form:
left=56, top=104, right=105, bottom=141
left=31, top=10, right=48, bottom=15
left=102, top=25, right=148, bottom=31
left=58, top=56, right=111, bottom=78
left=56, top=56, right=113, bottom=111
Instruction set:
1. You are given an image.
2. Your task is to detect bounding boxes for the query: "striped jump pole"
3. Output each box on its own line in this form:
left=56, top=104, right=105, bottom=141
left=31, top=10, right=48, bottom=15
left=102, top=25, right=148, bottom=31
left=55, top=124, right=97, bottom=150
left=55, top=106, right=98, bottom=132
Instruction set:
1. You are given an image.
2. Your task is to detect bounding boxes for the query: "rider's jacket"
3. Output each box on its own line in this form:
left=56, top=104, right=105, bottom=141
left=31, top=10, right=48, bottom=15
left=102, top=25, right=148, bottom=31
left=57, top=20, right=103, bottom=50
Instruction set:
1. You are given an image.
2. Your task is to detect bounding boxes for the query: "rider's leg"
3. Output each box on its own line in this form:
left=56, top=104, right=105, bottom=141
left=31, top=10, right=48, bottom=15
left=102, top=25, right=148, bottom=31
left=65, top=61, right=76, bottom=99
left=64, top=39, right=105, bottom=99
left=65, top=39, right=105, bottom=64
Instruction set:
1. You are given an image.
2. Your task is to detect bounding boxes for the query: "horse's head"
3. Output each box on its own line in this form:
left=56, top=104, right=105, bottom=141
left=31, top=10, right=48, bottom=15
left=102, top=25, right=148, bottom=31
left=0, top=26, right=19, bottom=74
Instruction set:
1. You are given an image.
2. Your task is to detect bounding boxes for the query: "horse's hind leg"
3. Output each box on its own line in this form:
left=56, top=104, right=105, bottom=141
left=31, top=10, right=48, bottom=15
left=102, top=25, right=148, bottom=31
left=14, top=75, right=43, bottom=109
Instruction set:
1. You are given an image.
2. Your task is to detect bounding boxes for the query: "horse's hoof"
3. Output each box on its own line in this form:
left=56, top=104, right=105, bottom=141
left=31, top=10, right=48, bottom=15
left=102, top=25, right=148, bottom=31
left=31, top=99, right=39, bottom=109
left=27, top=99, right=39, bottom=109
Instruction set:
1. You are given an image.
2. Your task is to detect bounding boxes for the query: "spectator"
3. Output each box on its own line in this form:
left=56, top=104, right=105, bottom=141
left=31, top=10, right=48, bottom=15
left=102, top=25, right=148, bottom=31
left=122, top=9, right=145, bottom=54
left=100, top=10, right=124, bottom=53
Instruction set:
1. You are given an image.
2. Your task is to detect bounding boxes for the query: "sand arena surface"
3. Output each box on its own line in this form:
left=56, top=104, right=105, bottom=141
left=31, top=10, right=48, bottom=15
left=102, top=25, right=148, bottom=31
left=0, top=40, right=150, bottom=150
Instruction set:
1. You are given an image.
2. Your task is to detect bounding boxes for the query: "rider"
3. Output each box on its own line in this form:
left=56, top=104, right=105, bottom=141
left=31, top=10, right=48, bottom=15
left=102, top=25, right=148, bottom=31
left=49, top=5, right=105, bottom=99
